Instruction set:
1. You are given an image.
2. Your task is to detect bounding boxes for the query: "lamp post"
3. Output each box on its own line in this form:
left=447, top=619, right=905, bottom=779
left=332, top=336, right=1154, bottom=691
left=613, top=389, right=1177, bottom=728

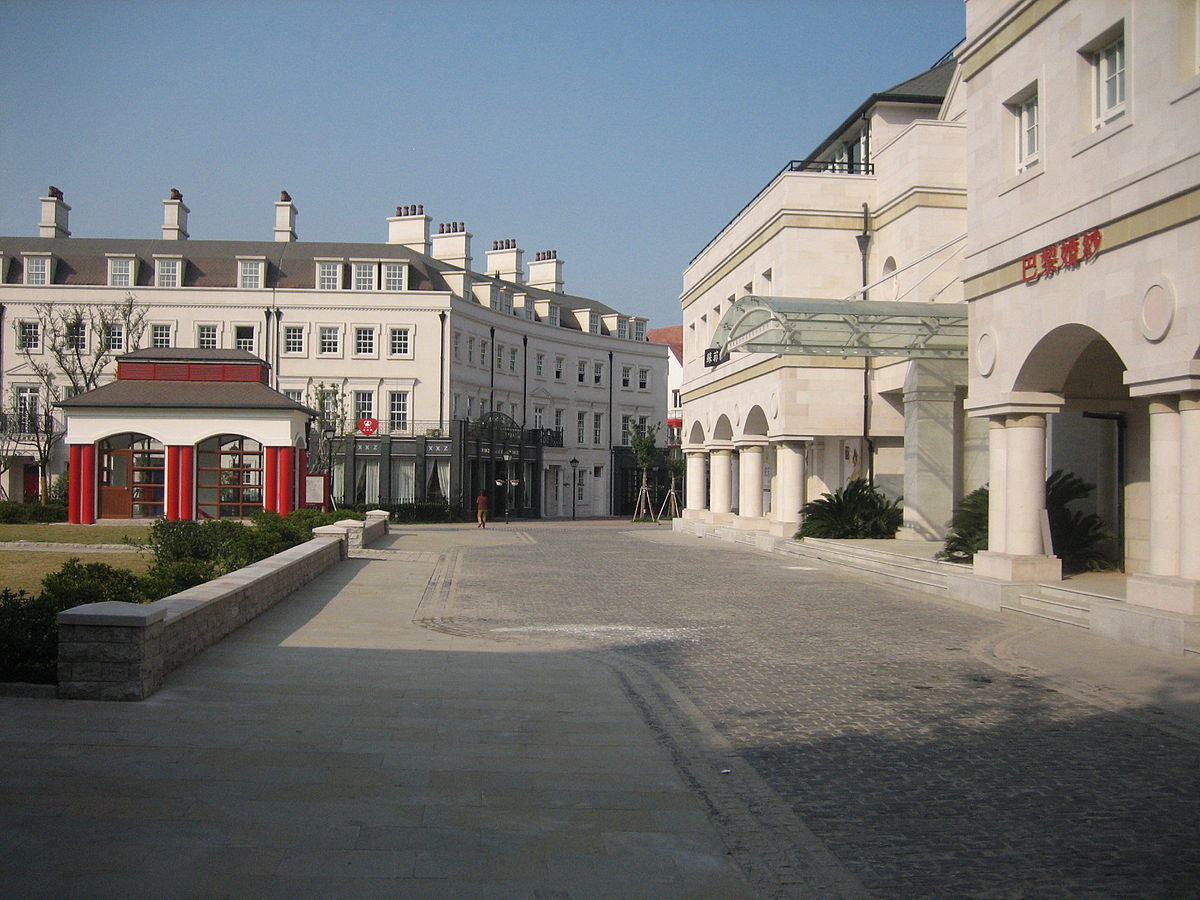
left=569, top=457, right=579, bottom=521
left=322, top=426, right=336, bottom=511
left=502, top=451, right=513, bottom=524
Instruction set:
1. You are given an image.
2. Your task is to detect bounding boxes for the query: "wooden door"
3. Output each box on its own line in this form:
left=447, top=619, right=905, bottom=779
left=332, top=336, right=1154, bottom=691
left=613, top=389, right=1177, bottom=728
left=99, top=450, right=132, bottom=518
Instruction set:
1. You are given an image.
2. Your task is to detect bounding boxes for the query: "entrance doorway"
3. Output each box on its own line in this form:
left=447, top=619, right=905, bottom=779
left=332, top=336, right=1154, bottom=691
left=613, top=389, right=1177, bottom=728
left=99, top=434, right=165, bottom=518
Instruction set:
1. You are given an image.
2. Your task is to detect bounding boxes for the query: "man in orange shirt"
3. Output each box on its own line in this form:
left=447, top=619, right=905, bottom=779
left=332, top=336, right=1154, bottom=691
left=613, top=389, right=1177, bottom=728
left=475, top=491, right=489, bottom=528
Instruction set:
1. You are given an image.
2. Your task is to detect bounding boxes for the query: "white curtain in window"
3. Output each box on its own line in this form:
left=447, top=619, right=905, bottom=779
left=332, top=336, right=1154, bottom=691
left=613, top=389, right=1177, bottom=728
left=436, top=459, right=450, bottom=501
left=356, top=459, right=379, bottom=504
left=391, top=459, right=416, bottom=503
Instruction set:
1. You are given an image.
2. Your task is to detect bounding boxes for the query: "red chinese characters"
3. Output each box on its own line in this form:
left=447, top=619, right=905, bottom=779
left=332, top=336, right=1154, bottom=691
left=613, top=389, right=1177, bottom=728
left=1021, top=227, right=1102, bottom=283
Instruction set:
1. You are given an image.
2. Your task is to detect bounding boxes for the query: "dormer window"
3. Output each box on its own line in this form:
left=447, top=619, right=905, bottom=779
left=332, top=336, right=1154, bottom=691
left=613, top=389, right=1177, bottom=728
left=155, top=256, right=183, bottom=287
left=617, top=319, right=628, bottom=340
left=238, top=258, right=265, bottom=289
left=546, top=306, right=560, bottom=327
left=382, top=262, right=407, bottom=291
left=632, top=320, right=646, bottom=341
left=352, top=261, right=377, bottom=291
left=107, top=255, right=135, bottom=287
left=23, top=254, right=51, bottom=285
left=316, top=260, right=343, bottom=290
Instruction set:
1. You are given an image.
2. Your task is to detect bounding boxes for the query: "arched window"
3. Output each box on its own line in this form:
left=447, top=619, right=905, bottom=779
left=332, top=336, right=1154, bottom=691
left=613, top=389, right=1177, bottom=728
left=196, top=435, right=263, bottom=519
left=99, top=434, right=165, bottom=518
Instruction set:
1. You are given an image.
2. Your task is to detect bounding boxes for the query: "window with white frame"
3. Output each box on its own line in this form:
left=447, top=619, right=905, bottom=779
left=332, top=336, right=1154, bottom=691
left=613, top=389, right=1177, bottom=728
left=155, top=257, right=181, bottom=287
left=108, top=257, right=134, bottom=287
left=593, top=412, right=603, bottom=445
left=354, top=326, right=376, bottom=356
left=621, top=365, right=632, bottom=388
left=481, top=341, right=489, bottom=367
left=452, top=394, right=460, bottom=418
left=453, top=332, right=462, bottom=361
left=576, top=469, right=587, bottom=502
left=319, top=326, right=341, bottom=355
left=593, top=362, right=604, bottom=386
left=197, top=324, right=218, bottom=349
left=23, top=255, right=49, bottom=285
left=617, top=319, right=628, bottom=339
left=16, top=320, right=40, bottom=352
left=238, top=259, right=264, bottom=289
left=633, top=320, right=646, bottom=342
left=577, top=411, right=587, bottom=444
left=638, top=415, right=650, bottom=433
left=555, top=356, right=564, bottom=379
left=382, top=262, right=406, bottom=291
left=535, top=352, right=545, bottom=376
left=1009, top=85, right=1040, bottom=172
left=151, top=324, right=171, bottom=348
left=509, top=348, right=518, bottom=372
left=316, top=262, right=341, bottom=290
left=66, top=320, right=87, bottom=351
left=389, top=327, right=411, bottom=356
left=577, top=360, right=587, bottom=384
left=15, top=385, right=39, bottom=432
left=388, top=391, right=409, bottom=432
left=638, top=367, right=650, bottom=390
left=1092, top=34, right=1126, bottom=127
left=354, top=390, right=374, bottom=422
left=546, top=306, right=560, bottom=327
left=283, top=325, right=304, bottom=354
left=496, top=344, right=504, bottom=370
left=554, top=409, right=564, bottom=430
left=284, top=389, right=303, bottom=403
left=534, top=406, right=544, bottom=429
left=353, top=262, right=377, bottom=291
left=466, top=397, right=474, bottom=418
left=468, top=336, right=476, bottom=363
left=234, top=325, right=255, bottom=352
left=588, top=313, right=600, bottom=334
left=621, top=414, right=632, bottom=445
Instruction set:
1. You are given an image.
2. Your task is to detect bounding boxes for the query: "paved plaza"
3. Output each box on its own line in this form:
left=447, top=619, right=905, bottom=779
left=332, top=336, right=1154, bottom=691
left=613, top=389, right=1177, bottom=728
left=3, top=522, right=1200, bottom=897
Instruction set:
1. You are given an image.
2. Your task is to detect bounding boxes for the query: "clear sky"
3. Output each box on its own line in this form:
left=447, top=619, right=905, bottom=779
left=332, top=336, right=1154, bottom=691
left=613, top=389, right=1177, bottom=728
left=0, top=0, right=964, bottom=328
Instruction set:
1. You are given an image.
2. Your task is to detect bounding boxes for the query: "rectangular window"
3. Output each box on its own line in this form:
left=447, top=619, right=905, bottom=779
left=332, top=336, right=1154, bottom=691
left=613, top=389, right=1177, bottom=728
left=593, top=412, right=602, bottom=445
left=577, top=411, right=587, bottom=444
left=621, top=366, right=632, bottom=388
left=593, top=362, right=604, bottom=385
left=1094, top=36, right=1126, bottom=126
left=105, top=323, right=125, bottom=352
left=156, top=258, right=180, bottom=287
left=66, top=321, right=87, bottom=351
left=319, top=326, right=340, bottom=355
left=576, top=470, right=586, bottom=502
left=17, top=320, right=40, bottom=351
left=617, top=320, right=628, bottom=340
left=151, top=324, right=171, bottom=348
left=198, top=324, right=218, bottom=350
left=588, top=313, right=600, bottom=334
left=535, top=353, right=545, bottom=376
left=283, top=325, right=304, bottom=354
left=353, top=262, right=376, bottom=291
left=467, top=397, right=474, bottom=418
left=554, top=409, right=564, bottom=430
left=453, top=332, right=462, bottom=361
left=355, top=327, right=376, bottom=356
left=534, top=406, right=545, bottom=429
left=354, top=391, right=374, bottom=422
left=388, top=391, right=409, bottom=432
left=235, top=325, right=254, bottom=352
left=468, top=337, right=476, bottom=363
left=577, top=360, right=587, bottom=384
left=546, top=306, right=560, bottom=327
left=1017, top=90, right=1039, bottom=171
left=555, top=357, right=564, bottom=380
left=15, top=386, right=39, bottom=432
left=24, top=256, right=49, bottom=285
left=382, top=262, right=406, bottom=291
left=509, top=348, right=518, bottom=372
left=638, top=368, right=650, bottom=390
left=621, top=415, right=632, bottom=445
left=284, top=389, right=303, bottom=403
left=638, top=415, right=650, bottom=433
left=480, top=341, right=488, bottom=367
left=239, top=260, right=264, bottom=289
left=317, top=262, right=340, bottom=290
left=389, top=327, right=410, bottom=356
left=496, top=344, right=504, bottom=370
left=108, top=258, right=133, bottom=287
left=633, top=320, right=646, bottom=342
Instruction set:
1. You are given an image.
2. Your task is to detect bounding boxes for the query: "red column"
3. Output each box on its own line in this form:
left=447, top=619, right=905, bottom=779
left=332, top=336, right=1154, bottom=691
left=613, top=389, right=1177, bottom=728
left=278, top=447, right=295, bottom=517
left=68, top=444, right=83, bottom=524
left=298, top=448, right=308, bottom=507
left=264, top=446, right=279, bottom=513
left=179, top=446, right=195, bottom=520
left=166, top=446, right=181, bottom=521
left=80, top=443, right=97, bottom=525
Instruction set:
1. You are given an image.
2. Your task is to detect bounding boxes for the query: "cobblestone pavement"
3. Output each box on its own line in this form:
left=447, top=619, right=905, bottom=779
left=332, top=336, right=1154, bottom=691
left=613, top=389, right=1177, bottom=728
left=413, top=522, right=1200, bottom=898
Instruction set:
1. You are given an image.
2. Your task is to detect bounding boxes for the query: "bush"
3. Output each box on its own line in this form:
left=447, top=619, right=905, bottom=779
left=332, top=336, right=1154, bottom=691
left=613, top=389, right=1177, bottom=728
left=0, top=588, right=60, bottom=683
left=40, top=558, right=150, bottom=608
left=796, top=479, right=903, bottom=539
left=937, top=485, right=990, bottom=563
left=0, top=501, right=68, bottom=524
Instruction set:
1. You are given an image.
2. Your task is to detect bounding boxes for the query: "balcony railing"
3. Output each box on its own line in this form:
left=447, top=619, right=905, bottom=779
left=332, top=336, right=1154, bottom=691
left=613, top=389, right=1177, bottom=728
left=331, top=418, right=450, bottom=439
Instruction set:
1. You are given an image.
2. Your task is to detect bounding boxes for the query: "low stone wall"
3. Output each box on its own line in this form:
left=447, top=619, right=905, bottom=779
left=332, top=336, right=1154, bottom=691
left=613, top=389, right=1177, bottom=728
left=313, top=509, right=388, bottom=550
left=57, top=534, right=346, bottom=701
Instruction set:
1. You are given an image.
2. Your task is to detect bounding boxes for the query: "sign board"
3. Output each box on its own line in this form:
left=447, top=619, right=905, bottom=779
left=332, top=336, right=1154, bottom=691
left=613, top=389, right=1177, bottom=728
left=1022, top=228, right=1102, bottom=283
left=304, top=474, right=328, bottom=508
left=358, top=417, right=379, bottom=436
left=703, top=347, right=728, bottom=368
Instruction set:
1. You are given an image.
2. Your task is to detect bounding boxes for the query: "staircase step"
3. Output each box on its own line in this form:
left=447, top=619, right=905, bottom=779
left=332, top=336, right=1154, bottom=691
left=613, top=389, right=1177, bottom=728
left=1000, top=602, right=1089, bottom=628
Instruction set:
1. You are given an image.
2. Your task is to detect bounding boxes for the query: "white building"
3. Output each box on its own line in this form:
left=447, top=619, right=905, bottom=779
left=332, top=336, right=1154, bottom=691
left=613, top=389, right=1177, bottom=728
left=647, top=326, right=683, bottom=446
left=0, top=190, right=667, bottom=520
left=959, top=0, right=1200, bottom=615
left=678, top=57, right=982, bottom=539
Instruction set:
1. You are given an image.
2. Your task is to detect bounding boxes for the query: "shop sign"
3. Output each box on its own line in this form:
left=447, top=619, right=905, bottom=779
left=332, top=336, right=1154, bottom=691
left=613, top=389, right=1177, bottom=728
left=1022, top=228, right=1102, bottom=283
left=358, top=417, right=379, bottom=435
left=704, top=347, right=728, bottom=367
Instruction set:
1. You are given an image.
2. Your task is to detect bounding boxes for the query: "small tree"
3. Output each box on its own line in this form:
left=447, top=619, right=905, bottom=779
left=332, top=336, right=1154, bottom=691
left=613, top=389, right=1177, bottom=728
left=630, top=422, right=661, bottom=522
left=306, top=382, right=349, bottom=473
left=0, top=412, right=24, bottom=501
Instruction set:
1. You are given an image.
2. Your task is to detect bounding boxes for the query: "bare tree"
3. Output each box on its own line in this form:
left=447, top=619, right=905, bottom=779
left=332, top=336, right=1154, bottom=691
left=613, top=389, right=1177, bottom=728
left=4, top=383, right=63, bottom=500
left=0, top=410, right=25, bottom=501
left=306, top=381, right=349, bottom=474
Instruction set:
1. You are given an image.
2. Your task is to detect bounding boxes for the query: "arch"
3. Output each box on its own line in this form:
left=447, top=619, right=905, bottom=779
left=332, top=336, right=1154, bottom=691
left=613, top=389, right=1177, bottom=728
left=712, top=414, right=734, bottom=442
left=196, top=434, right=264, bottom=520
left=1014, top=324, right=1129, bottom=394
left=688, top=420, right=707, bottom=445
left=881, top=256, right=897, bottom=277
left=743, top=405, right=769, bottom=437
left=97, top=432, right=165, bottom=519
left=880, top=256, right=899, bottom=301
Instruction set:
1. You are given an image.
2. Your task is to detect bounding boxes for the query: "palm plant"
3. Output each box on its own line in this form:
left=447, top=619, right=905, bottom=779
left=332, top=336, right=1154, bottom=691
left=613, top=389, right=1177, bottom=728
left=797, top=479, right=903, bottom=539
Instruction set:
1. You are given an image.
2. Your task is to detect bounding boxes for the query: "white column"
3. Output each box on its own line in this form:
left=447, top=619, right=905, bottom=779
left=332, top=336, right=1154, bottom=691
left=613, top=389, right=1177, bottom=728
left=987, top=417, right=1007, bottom=553
left=773, top=440, right=805, bottom=527
left=1180, top=395, right=1200, bottom=580
left=709, top=448, right=733, bottom=515
left=1005, top=414, right=1048, bottom=557
left=737, top=443, right=765, bottom=519
left=685, top=450, right=707, bottom=512
left=1148, top=398, right=1182, bottom=578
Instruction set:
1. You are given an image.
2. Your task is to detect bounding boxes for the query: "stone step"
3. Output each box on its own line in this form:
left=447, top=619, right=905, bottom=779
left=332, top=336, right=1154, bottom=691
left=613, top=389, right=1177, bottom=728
left=796, top=538, right=964, bottom=575
left=1000, top=591, right=1091, bottom=629
left=779, top=541, right=950, bottom=593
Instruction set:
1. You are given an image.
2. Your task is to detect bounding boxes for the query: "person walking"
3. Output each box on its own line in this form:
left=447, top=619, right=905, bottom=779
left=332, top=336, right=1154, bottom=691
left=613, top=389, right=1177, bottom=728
left=475, top=490, right=489, bottom=528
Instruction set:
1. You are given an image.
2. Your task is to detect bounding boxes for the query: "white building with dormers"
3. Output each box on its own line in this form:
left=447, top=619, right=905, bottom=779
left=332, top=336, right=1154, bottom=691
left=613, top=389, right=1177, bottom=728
left=0, top=190, right=666, bottom=520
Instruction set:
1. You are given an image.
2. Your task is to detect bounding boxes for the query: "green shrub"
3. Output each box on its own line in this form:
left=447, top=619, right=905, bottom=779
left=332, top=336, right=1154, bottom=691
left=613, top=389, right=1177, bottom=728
left=937, top=485, right=990, bottom=563
left=796, top=479, right=903, bottom=539
left=0, top=501, right=68, bottom=524
left=0, top=588, right=61, bottom=683
left=40, top=558, right=150, bottom=608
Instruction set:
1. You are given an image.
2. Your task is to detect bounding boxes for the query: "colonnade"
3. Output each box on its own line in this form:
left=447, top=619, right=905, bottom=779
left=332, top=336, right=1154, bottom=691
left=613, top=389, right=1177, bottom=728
left=683, top=437, right=810, bottom=534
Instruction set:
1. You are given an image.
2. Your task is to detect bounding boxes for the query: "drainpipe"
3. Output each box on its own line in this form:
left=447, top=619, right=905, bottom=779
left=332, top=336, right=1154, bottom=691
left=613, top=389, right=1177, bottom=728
left=608, top=349, right=614, bottom=515
left=263, top=308, right=272, bottom=380
left=438, top=311, right=447, bottom=432
left=274, top=309, right=282, bottom=390
left=489, top=325, right=495, bottom=412
left=521, top=335, right=528, bottom=429
left=854, top=202, right=875, bottom=484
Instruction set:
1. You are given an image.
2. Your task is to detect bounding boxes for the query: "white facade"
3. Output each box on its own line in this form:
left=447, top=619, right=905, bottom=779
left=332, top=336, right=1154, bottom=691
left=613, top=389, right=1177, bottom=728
left=960, top=0, right=1200, bottom=612
left=0, top=193, right=667, bottom=517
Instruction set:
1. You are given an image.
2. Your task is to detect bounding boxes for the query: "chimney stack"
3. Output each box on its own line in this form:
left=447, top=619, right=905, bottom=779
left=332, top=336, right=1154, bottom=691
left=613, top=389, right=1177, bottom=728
left=162, top=188, right=190, bottom=240
left=485, top=238, right=523, bottom=283
left=39, top=186, right=70, bottom=239
left=387, top=204, right=430, bottom=254
left=527, top=249, right=563, bottom=293
left=430, top=221, right=472, bottom=270
left=274, top=190, right=298, bottom=242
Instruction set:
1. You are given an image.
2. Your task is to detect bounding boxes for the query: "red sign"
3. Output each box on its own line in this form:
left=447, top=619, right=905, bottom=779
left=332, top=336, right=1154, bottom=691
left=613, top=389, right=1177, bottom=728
left=358, top=417, right=379, bottom=435
left=1022, top=228, right=1102, bottom=283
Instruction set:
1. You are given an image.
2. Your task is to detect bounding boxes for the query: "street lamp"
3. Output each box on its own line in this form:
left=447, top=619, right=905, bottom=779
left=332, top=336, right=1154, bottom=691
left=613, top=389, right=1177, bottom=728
left=322, top=426, right=337, bottom=512
left=502, top=451, right=513, bottom=524
left=569, top=457, right=579, bottom=521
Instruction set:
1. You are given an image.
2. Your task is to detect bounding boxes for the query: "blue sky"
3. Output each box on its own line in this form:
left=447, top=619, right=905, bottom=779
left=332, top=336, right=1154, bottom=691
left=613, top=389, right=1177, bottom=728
left=0, top=0, right=964, bottom=327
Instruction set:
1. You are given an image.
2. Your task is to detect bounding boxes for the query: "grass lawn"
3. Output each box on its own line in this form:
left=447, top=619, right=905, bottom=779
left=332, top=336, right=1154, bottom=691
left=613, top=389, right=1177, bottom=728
left=0, top=550, right=152, bottom=596
left=0, top=523, right=153, bottom=545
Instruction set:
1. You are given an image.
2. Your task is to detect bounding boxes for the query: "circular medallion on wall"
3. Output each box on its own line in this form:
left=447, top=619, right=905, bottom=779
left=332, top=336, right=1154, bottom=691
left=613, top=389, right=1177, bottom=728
left=1139, top=282, right=1175, bottom=343
left=770, top=392, right=779, bottom=420
left=976, top=331, right=997, bottom=376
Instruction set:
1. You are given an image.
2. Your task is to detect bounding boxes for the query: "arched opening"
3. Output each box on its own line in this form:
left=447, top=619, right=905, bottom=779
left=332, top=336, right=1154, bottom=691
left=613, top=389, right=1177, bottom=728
left=688, top=420, right=706, bottom=445
left=712, top=414, right=733, bottom=441
left=881, top=256, right=898, bottom=301
left=98, top=433, right=165, bottom=519
left=196, top=435, right=264, bottom=519
left=743, top=405, right=769, bottom=437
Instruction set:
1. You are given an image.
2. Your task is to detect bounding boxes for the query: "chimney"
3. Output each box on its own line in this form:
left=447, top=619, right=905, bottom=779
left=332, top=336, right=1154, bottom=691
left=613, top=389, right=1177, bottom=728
left=39, top=186, right=70, bottom=238
left=274, top=190, right=298, bottom=242
left=430, top=221, right=472, bottom=270
left=485, top=238, right=523, bottom=283
left=387, top=204, right=430, bottom=254
left=162, top=188, right=190, bottom=240
left=527, top=249, right=563, bottom=293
